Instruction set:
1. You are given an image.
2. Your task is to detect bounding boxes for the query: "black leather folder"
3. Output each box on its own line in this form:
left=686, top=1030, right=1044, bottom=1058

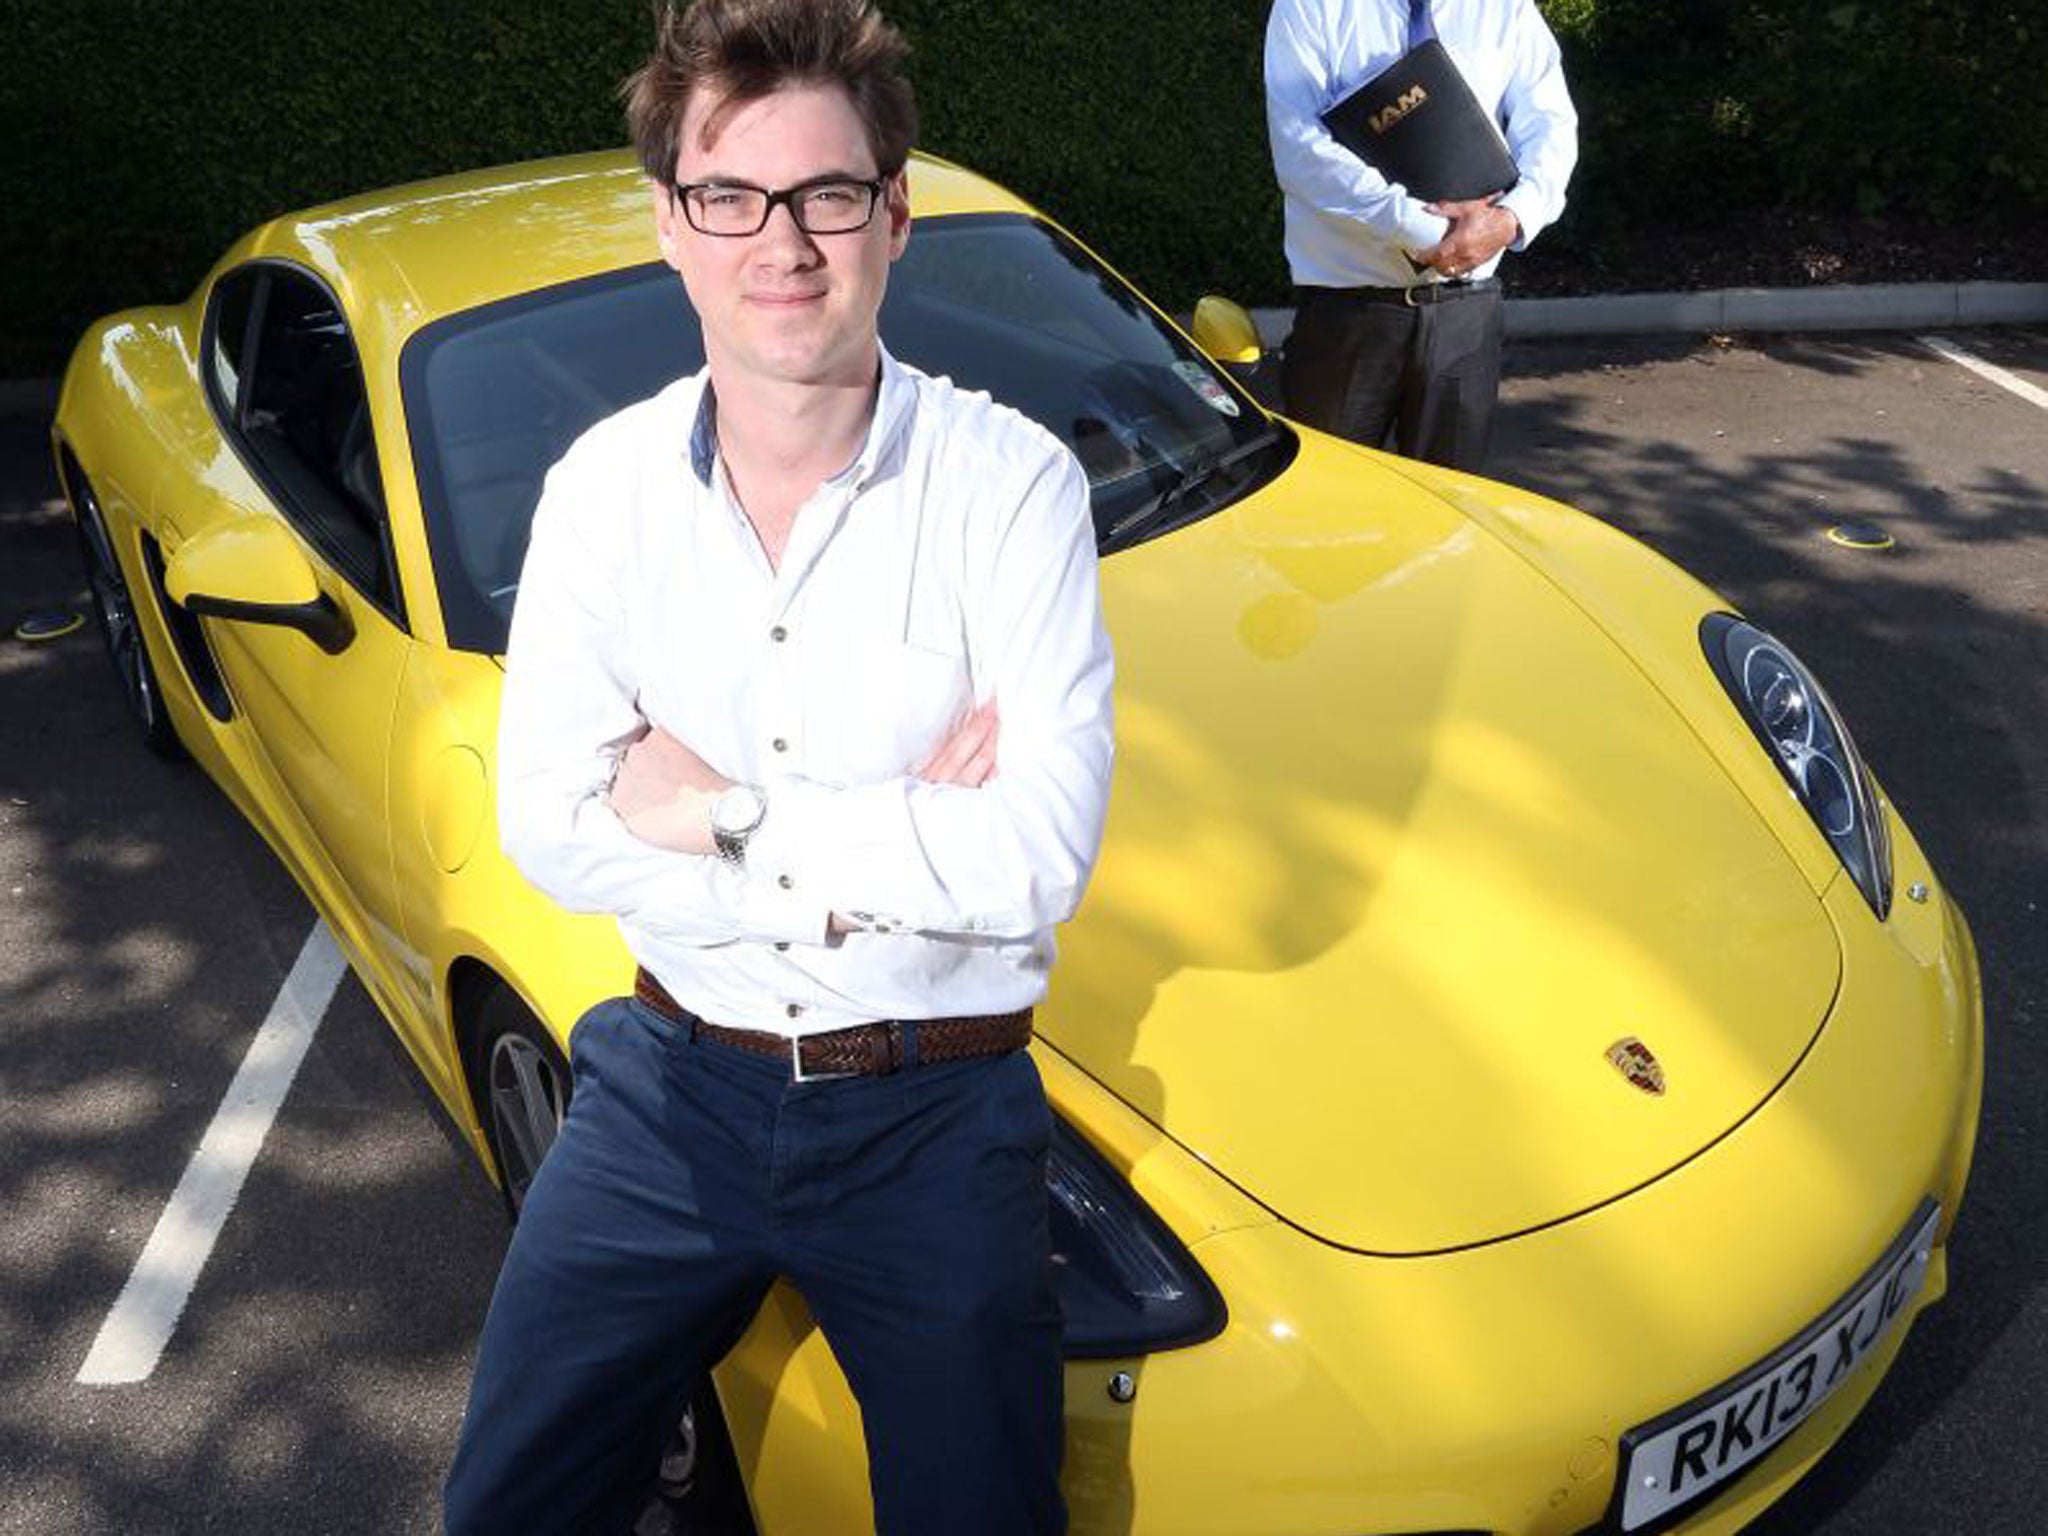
left=1319, top=39, right=1518, bottom=203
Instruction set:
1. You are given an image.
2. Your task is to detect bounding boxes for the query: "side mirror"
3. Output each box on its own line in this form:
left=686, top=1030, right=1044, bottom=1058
left=165, top=516, right=354, bottom=654
left=1190, top=296, right=1263, bottom=366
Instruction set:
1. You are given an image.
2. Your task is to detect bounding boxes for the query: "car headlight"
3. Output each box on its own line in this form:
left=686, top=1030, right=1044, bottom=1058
left=1701, top=614, right=1892, bottom=918
left=1048, top=1117, right=1226, bottom=1358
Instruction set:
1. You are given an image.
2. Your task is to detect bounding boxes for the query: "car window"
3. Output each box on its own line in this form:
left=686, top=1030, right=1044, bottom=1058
left=402, top=212, right=1290, bottom=654
left=403, top=265, right=703, bottom=657
left=210, top=265, right=401, bottom=619
left=209, top=270, right=258, bottom=409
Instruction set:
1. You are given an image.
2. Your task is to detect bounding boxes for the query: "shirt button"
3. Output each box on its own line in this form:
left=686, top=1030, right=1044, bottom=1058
left=770, top=625, right=788, bottom=643
left=778, top=874, right=794, bottom=890
left=772, top=737, right=789, bottom=753
left=774, top=941, right=790, bottom=952
left=786, top=1002, right=804, bottom=1019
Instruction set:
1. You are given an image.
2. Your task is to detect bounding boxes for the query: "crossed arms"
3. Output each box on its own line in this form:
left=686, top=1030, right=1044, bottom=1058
left=495, top=427, right=1115, bottom=950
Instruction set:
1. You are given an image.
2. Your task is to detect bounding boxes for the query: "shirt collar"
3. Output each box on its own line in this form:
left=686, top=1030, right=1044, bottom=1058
left=684, top=342, right=916, bottom=491
left=686, top=376, right=719, bottom=486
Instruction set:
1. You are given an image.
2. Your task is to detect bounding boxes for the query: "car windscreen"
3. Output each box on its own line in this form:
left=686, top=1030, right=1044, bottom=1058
left=402, top=212, right=1289, bottom=654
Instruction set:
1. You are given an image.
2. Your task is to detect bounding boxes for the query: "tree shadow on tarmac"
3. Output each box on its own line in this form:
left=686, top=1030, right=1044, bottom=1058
left=0, top=414, right=510, bottom=1535
left=1499, top=334, right=2047, bottom=1534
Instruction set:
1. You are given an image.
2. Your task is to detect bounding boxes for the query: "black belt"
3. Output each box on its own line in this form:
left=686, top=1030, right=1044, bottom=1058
left=1303, top=277, right=1498, bottom=308
left=633, top=969, right=1033, bottom=1081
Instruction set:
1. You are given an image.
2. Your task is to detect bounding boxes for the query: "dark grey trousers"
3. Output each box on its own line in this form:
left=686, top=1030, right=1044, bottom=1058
left=1280, top=282, right=1506, bottom=472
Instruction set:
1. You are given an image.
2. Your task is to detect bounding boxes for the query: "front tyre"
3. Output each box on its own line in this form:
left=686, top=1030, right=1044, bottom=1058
left=471, top=984, right=570, bottom=1223
left=70, top=471, right=184, bottom=760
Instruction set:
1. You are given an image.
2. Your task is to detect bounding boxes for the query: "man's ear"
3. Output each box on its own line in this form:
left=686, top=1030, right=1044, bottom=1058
left=885, top=169, right=912, bottom=258
left=652, top=179, right=686, bottom=272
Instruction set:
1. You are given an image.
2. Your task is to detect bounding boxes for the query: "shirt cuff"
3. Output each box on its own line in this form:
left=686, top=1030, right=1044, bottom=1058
left=759, top=776, right=920, bottom=935
left=741, top=786, right=892, bottom=946
left=592, top=800, right=829, bottom=946
left=735, top=867, right=834, bottom=946
left=625, top=836, right=830, bottom=948
left=1395, top=205, right=1451, bottom=258
left=1495, top=185, right=1540, bottom=251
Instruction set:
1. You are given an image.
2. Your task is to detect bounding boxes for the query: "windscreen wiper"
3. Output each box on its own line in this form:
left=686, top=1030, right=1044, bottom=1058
left=1100, top=430, right=1282, bottom=551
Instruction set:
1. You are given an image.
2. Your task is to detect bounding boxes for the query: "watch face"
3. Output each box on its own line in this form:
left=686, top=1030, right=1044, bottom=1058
left=713, top=785, right=765, bottom=837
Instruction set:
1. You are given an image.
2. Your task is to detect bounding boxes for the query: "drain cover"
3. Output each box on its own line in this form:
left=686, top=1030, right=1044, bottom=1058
left=12, top=609, right=85, bottom=642
left=1825, top=522, right=1894, bottom=551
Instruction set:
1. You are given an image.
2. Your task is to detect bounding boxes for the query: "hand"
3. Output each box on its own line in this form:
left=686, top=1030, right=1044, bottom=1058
left=608, top=724, right=732, bottom=854
left=918, top=699, right=1000, bottom=787
left=1416, top=196, right=1519, bottom=278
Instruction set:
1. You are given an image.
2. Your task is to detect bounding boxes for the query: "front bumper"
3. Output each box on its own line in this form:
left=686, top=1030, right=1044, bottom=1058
left=1053, top=820, right=1982, bottom=1536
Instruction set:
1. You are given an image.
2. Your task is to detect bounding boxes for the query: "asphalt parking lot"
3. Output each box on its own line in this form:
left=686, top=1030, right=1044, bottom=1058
left=2, top=325, right=2044, bottom=1535
left=1496, top=328, right=2048, bottom=1536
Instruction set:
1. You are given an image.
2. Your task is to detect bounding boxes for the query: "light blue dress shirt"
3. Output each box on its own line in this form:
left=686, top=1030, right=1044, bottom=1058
left=1266, top=0, right=1579, bottom=288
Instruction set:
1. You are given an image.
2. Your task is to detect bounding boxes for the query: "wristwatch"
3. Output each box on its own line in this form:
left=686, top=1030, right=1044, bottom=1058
left=709, top=784, right=767, bottom=866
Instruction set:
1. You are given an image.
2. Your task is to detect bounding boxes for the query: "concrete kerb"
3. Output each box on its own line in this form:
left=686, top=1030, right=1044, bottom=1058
left=0, top=378, right=61, bottom=420
left=1246, top=280, right=2048, bottom=346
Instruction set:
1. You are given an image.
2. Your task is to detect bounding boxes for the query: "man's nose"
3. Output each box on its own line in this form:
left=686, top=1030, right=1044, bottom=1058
left=758, top=198, right=821, bottom=258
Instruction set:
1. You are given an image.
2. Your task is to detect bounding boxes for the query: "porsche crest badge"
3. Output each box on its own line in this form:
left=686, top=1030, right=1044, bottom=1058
left=1605, top=1037, right=1667, bottom=1095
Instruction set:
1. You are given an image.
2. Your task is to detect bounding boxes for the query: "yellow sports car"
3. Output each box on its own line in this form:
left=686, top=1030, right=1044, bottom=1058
left=52, top=149, right=1981, bottom=1535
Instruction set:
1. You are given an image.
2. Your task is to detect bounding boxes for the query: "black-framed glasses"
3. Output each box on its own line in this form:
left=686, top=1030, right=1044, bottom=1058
left=669, top=175, right=892, bottom=237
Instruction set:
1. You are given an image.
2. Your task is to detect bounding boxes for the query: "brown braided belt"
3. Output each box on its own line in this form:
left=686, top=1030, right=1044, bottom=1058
left=633, top=968, right=1032, bottom=1080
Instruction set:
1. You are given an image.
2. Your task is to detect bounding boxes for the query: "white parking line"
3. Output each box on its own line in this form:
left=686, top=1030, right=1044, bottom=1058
left=76, top=922, right=347, bottom=1386
left=1918, top=334, right=2048, bottom=411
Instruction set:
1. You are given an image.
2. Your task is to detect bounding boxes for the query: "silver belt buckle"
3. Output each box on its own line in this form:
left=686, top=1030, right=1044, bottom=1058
left=790, top=1032, right=856, bottom=1084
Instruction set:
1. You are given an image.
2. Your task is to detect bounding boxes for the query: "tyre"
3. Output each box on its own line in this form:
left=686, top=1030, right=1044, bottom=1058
left=71, top=470, right=185, bottom=760
left=471, top=983, right=571, bottom=1222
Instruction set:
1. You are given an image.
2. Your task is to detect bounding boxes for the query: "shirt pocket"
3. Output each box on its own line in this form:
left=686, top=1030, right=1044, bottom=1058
left=805, top=635, right=973, bottom=785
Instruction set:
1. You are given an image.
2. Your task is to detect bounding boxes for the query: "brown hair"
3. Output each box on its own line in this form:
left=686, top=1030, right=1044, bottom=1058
left=623, top=0, right=917, bottom=182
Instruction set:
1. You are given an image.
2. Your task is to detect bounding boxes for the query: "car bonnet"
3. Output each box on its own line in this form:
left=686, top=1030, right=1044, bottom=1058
left=1041, top=434, right=1841, bottom=1254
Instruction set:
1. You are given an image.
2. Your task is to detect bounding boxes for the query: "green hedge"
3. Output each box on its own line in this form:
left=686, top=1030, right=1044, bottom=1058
left=1543, top=0, right=2046, bottom=233
left=4, top=0, right=2042, bottom=374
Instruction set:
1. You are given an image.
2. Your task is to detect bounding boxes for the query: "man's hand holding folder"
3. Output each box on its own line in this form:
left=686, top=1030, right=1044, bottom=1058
left=1417, top=194, right=1519, bottom=277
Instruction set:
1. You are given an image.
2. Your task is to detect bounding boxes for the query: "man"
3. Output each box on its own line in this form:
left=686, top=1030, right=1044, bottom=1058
left=1266, top=0, right=1578, bottom=470
left=442, top=1, right=1113, bottom=1530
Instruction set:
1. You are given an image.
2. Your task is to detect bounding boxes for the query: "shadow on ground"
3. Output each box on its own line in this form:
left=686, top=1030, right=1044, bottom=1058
left=0, top=410, right=510, bottom=1535
left=1499, top=332, right=2047, bottom=1535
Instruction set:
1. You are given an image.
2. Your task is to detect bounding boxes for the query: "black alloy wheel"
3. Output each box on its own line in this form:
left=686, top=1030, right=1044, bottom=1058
left=71, top=473, right=184, bottom=759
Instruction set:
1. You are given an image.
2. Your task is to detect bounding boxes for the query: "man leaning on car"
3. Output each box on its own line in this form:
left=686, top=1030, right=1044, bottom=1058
left=441, top=0, right=1115, bottom=1531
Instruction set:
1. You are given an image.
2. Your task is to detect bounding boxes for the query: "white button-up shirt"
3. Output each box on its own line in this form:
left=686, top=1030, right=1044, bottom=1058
left=496, top=347, right=1115, bottom=1036
left=1266, top=0, right=1578, bottom=288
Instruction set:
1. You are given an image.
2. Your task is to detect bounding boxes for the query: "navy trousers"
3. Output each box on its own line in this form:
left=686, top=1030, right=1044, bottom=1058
left=443, top=997, right=1066, bottom=1535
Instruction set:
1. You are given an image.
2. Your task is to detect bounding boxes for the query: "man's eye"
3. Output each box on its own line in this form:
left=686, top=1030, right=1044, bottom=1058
left=700, top=189, right=751, bottom=209
left=805, top=185, right=862, bottom=207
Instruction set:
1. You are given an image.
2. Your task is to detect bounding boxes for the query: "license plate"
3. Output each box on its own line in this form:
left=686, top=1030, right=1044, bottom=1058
left=1614, top=1201, right=1940, bottom=1532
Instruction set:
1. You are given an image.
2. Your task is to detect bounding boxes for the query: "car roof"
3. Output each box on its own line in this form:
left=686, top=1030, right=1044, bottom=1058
left=228, top=147, right=1037, bottom=364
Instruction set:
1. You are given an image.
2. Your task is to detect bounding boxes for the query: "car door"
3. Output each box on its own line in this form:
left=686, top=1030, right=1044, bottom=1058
left=183, top=261, right=412, bottom=1000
